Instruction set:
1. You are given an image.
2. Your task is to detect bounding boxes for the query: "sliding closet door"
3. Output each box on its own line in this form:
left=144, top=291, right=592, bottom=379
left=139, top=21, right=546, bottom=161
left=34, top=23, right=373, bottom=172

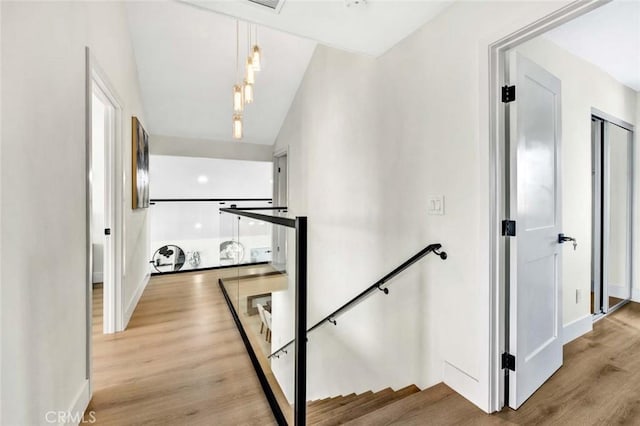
left=604, top=122, right=633, bottom=311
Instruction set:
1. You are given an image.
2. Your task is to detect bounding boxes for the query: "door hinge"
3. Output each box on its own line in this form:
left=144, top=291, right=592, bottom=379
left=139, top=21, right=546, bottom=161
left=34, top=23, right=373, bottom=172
left=278, top=167, right=281, bottom=173
left=104, top=228, right=111, bottom=236
left=502, top=85, right=516, bottom=103
left=502, top=352, right=516, bottom=371
left=502, top=220, right=516, bottom=237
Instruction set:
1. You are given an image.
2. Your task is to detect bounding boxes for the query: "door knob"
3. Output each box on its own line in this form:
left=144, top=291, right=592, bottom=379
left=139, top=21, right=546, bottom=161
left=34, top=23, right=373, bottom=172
left=558, top=233, right=577, bottom=250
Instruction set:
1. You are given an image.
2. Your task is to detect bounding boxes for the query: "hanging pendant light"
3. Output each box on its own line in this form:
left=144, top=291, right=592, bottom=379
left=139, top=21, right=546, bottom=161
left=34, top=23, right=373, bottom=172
left=243, top=79, right=254, bottom=104
left=252, top=26, right=261, bottom=71
left=233, top=84, right=243, bottom=113
left=245, top=57, right=255, bottom=84
left=245, top=23, right=255, bottom=85
left=232, top=114, right=243, bottom=139
left=252, top=46, right=261, bottom=72
left=232, top=20, right=243, bottom=139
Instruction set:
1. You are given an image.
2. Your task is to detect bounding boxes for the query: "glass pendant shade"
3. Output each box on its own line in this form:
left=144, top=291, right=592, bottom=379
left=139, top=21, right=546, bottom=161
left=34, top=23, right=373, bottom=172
left=245, top=57, right=255, bottom=84
left=232, top=114, right=243, bottom=140
left=252, top=45, right=261, bottom=71
left=233, top=85, right=243, bottom=113
left=243, top=80, right=254, bottom=104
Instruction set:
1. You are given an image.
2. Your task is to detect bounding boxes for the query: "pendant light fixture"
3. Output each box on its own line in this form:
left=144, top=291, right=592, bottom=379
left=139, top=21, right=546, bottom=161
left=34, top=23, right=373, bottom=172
left=243, top=79, right=254, bottom=104
left=232, top=20, right=243, bottom=139
left=233, top=113, right=243, bottom=139
left=243, top=22, right=255, bottom=104
left=233, top=84, right=243, bottom=114
left=252, top=25, right=261, bottom=72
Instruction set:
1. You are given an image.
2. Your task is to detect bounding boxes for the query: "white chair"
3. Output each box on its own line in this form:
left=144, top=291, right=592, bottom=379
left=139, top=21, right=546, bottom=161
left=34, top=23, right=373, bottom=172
left=257, top=303, right=267, bottom=335
left=264, top=310, right=272, bottom=343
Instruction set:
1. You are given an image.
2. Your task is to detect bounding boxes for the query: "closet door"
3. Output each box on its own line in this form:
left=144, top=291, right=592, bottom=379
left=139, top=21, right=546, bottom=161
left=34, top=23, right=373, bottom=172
left=603, top=122, right=633, bottom=311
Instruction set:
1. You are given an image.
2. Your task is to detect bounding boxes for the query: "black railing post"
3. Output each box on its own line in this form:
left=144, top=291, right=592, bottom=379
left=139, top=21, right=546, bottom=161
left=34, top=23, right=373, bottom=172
left=295, top=217, right=307, bottom=426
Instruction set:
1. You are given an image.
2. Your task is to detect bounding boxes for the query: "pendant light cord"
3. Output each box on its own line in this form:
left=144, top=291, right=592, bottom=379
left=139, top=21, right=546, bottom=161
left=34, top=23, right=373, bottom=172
left=236, top=20, right=239, bottom=83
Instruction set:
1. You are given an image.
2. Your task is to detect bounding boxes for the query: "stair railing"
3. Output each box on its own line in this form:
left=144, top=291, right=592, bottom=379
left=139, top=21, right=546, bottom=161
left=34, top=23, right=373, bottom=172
left=269, top=243, right=447, bottom=359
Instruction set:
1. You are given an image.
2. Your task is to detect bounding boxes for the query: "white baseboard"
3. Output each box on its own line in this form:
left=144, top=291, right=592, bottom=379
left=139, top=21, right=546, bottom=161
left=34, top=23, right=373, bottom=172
left=123, top=273, right=150, bottom=329
left=608, top=284, right=628, bottom=299
left=563, top=314, right=592, bottom=345
left=92, top=271, right=103, bottom=284
left=632, top=287, right=640, bottom=303
left=64, top=379, right=90, bottom=426
left=443, top=361, right=488, bottom=413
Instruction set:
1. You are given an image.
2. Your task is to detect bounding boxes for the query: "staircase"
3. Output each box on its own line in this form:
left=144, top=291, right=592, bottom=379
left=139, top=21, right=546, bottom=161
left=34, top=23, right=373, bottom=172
left=306, top=382, right=471, bottom=425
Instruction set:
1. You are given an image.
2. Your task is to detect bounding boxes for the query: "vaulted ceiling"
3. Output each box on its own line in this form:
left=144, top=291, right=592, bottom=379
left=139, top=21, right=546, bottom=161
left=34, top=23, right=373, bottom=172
left=126, top=1, right=316, bottom=145
left=125, top=1, right=454, bottom=145
left=544, top=0, right=640, bottom=92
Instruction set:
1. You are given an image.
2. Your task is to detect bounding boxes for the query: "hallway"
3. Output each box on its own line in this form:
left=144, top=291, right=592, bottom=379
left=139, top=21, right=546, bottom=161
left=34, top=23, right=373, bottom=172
left=90, top=265, right=640, bottom=425
left=90, top=268, right=277, bottom=425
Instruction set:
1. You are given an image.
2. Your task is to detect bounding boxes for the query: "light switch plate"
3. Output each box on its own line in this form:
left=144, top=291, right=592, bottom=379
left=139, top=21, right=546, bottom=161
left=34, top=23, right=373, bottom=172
left=427, top=196, right=445, bottom=215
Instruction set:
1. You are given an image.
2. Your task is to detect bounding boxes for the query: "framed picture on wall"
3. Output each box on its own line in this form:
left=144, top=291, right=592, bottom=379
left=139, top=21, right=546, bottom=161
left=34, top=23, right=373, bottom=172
left=132, top=116, right=150, bottom=209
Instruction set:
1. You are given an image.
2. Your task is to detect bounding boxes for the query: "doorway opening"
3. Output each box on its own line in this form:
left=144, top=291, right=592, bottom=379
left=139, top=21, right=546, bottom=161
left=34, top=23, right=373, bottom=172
left=591, top=112, right=634, bottom=318
left=272, top=150, right=288, bottom=270
left=489, top=0, right=639, bottom=413
left=86, top=48, right=124, bottom=345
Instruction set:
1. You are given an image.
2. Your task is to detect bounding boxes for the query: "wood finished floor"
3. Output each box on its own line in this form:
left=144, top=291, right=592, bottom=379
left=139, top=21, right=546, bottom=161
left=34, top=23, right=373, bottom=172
left=491, top=301, right=640, bottom=425
left=90, top=270, right=640, bottom=425
left=90, top=268, right=277, bottom=425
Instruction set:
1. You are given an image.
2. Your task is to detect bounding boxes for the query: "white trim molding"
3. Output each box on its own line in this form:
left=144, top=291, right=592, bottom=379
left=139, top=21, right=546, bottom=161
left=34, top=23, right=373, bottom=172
left=443, top=361, right=483, bottom=410
left=563, top=314, right=593, bottom=345
left=631, top=287, right=640, bottom=303
left=124, top=273, right=150, bottom=328
left=63, top=379, right=91, bottom=426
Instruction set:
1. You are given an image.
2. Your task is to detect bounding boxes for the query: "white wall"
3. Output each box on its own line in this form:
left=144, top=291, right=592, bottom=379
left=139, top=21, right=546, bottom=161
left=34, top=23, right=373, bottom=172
left=149, top=155, right=273, bottom=199
left=150, top=134, right=274, bottom=162
left=271, top=0, right=586, bottom=412
left=149, top=155, right=273, bottom=271
left=515, top=37, right=638, bottom=325
left=1, top=2, right=147, bottom=423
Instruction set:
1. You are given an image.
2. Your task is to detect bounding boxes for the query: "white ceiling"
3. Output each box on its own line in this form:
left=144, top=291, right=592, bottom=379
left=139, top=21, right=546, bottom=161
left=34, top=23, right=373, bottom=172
left=544, top=0, right=640, bottom=91
left=126, top=1, right=454, bottom=145
left=125, top=1, right=317, bottom=145
left=183, top=0, right=454, bottom=57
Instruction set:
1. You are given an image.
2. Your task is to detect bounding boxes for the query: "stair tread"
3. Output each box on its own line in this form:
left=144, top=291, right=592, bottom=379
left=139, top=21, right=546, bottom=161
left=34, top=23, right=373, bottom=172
left=342, top=382, right=485, bottom=426
left=308, top=393, right=358, bottom=414
left=307, top=391, right=375, bottom=422
left=311, top=388, right=397, bottom=426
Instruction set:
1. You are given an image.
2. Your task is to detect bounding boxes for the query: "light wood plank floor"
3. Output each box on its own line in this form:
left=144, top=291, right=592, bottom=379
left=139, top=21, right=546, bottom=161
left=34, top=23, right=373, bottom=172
left=91, top=269, right=640, bottom=425
left=350, top=301, right=640, bottom=425
left=90, top=268, right=277, bottom=425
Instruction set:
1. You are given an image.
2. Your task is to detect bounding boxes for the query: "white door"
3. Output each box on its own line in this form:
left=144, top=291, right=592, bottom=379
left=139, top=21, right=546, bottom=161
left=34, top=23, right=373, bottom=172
left=507, top=52, right=563, bottom=409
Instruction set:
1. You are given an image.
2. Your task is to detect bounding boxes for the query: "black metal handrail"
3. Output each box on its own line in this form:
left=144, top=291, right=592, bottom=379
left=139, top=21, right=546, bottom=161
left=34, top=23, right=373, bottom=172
left=220, top=207, right=296, bottom=228
left=150, top=197, right=272, bottom=203
left=268, top=243, right=447, bottom=358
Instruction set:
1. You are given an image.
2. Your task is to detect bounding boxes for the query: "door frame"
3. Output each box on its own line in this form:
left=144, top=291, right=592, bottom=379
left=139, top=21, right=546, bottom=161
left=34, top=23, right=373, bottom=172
left=488, top=0, right=608, bottom=412
left=273, top=148, right=289, bottom=268
left=273, top=147, right=289, bottom=207
left=85, top=46, right=126, bottom=386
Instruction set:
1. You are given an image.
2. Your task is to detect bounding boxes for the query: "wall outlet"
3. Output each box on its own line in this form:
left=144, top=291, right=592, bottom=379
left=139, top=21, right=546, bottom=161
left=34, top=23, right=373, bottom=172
left=576, top=289, right=582, bottom=304
left=427, top=196, right=445, bottom=216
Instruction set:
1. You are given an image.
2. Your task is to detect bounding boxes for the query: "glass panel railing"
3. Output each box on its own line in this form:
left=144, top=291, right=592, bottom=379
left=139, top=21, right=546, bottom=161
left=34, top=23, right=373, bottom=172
left=148, top=199, right=272, bottom=274
left=218, top=208, right=305, bottom=425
